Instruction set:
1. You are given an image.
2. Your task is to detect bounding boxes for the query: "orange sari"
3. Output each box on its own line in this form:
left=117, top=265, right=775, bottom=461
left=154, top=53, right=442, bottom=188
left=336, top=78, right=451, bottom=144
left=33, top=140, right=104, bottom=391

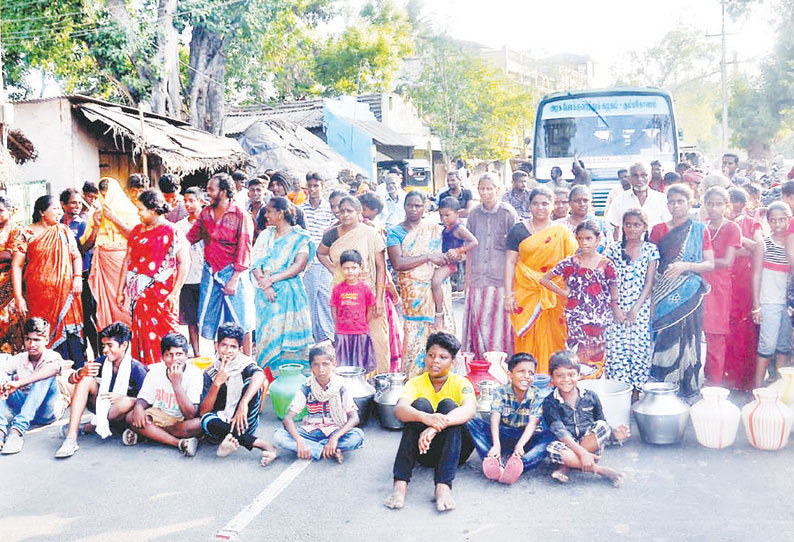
left=16, top=224, right=83, bottom=351
left=510, top=224, right=578, bottom=373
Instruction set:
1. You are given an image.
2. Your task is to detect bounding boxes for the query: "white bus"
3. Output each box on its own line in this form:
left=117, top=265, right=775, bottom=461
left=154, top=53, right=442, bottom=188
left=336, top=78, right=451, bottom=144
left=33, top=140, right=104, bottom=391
left=533, top=87, right=679, bottom=212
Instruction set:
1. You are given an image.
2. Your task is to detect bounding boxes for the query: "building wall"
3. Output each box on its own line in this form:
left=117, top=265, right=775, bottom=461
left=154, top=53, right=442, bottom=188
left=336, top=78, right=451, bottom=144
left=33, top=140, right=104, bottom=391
left=13, top=98, right=100, bottom=196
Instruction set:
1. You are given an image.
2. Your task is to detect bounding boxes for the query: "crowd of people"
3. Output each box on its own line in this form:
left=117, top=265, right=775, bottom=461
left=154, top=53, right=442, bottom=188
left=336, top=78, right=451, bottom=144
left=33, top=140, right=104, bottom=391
left=0, top=153, right=791, bottom=511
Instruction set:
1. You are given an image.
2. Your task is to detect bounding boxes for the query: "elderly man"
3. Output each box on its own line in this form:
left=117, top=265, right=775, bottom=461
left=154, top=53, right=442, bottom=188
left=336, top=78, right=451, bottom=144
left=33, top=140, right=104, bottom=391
left=380, top=173, right=406, bottom=227
left=607, top=162, right=670, bottom=241
left=186, top=173, right=256, bottom=355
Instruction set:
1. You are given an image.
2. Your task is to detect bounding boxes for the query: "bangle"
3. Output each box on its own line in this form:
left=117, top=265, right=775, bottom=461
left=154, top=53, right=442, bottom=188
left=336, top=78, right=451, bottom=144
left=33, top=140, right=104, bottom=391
left=751, top=307, right=762, bottom=314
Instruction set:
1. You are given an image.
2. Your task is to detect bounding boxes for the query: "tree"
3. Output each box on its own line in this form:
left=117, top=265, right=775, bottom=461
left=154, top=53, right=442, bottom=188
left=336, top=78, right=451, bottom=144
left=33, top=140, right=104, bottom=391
left=403, top=37, right=536, bottom=162
left=727, top=0, right=794, bottom=156
left=313, top=0, right=414, bottom=96
left=611, top=25, right=722, bottom=155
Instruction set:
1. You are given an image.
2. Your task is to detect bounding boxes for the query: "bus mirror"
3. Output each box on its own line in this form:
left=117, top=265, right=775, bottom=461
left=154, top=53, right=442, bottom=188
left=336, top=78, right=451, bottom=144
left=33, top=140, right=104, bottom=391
left=678, top=128, right=685, bottom=139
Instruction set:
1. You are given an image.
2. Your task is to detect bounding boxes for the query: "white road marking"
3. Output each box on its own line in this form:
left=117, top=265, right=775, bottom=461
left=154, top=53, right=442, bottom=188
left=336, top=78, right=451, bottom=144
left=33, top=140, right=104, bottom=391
left=214, top=459, right=311, bottom=541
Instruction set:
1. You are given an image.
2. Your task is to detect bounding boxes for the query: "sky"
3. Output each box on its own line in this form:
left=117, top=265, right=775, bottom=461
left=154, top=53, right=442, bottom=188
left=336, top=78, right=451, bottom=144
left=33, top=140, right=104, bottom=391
left=420, top=0, right=776, bottom=84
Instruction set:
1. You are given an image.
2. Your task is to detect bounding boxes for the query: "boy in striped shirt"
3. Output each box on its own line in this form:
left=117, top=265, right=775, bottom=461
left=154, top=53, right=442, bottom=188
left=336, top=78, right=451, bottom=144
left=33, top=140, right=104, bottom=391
left=274, top=343, right=364, bottom=462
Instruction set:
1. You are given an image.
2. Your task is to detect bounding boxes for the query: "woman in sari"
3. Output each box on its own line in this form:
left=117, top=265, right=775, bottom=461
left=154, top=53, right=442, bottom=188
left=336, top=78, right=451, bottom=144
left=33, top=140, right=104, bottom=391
left=117, top=189, right=189, bottom=365
left=0, top=196, right=24, bottom=353
left=386, top=191, right=453, bottom=377
left=317, top=196, right=390, bottom=373
left=505, top=186, right=578, bottom=374
left=88, top=177, right=139, bottom=329
left=649, top=184, right=714, bottom=398
left=11, top=196, right=85, bottom=364
left=251, top=197, right=314, bottom=373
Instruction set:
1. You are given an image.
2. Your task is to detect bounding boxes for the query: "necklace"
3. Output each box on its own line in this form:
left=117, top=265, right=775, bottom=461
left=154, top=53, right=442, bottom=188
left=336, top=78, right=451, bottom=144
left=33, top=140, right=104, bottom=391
left=708, top=219, right=724, bottom=240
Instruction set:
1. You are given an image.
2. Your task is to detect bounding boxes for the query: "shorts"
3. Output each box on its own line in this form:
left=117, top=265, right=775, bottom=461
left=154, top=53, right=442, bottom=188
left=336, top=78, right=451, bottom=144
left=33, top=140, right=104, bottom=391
left=179, top=283, right=200, bottom=326
left=546, top=420, right=611, bottom=465
left=145, top=407, right=183, bottom=428
left=757, top=303, right=792, bottom=357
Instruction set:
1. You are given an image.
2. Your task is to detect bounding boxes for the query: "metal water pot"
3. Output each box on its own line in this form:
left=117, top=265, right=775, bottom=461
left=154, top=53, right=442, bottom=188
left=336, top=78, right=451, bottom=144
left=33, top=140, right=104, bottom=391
left=633, top=382, right=690, bottom=444
left=334, top=366, right=376, bottom=427
left=476, top=381, right=500, bottom=420
left=374, top=373, right=406, bottom=429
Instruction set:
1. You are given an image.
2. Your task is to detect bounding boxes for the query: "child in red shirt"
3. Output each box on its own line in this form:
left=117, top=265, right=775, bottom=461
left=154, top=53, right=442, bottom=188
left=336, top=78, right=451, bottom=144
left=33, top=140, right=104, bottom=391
left=331, top=250, right=376, bottom=372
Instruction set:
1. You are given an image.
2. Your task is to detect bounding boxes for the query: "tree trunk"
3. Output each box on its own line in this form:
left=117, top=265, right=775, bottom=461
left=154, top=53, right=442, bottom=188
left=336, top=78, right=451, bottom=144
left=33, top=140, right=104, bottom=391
left=150, top=0, right=180, bottom=117
left=187, top=25, right=226, bottom=135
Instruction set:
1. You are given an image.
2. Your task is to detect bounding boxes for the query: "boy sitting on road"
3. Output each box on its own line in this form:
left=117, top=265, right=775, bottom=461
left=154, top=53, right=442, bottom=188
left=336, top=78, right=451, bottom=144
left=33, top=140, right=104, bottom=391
left=55, top=321, right=147, bottom=458
left=274, top=342, right=364, bottom=463
left=123, top=333, right=203, bottom=457
left=384, top=332, right=475, bottom=513
left=194, top=322, right=277, bottom=465
left=2, top=318, right=70, bottom=455
left=542, top=350, right=629, bottom=487
left=466, top=352, right=553, bottom=485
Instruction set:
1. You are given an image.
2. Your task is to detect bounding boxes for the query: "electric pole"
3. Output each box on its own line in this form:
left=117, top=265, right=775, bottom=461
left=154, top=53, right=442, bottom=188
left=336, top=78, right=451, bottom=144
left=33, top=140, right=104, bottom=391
left=721, top=0, right=728, bottom=152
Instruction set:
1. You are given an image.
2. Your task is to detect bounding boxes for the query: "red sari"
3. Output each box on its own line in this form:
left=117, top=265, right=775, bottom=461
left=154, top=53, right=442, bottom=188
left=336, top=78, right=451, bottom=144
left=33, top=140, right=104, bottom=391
left=724, top=215, right=761, bottom=390
left=126, top=222, right=184, bottom=365
left=16, top=224, right=83, bottom=352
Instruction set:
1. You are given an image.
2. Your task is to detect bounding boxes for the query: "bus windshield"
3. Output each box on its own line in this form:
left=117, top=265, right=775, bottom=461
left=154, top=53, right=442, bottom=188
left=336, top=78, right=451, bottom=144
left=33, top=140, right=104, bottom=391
left=534, top=92, right=676, bottom=179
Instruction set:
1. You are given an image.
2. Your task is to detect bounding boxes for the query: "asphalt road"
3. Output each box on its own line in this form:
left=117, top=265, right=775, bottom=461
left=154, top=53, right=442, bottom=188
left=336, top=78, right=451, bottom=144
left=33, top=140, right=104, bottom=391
left=4, top=300, right=794, bottom=541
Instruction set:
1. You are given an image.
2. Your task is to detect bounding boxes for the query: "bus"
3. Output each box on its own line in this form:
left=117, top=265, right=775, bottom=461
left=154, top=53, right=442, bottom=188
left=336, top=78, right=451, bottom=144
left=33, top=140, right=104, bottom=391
left=533, top=87, right=679, bottom=212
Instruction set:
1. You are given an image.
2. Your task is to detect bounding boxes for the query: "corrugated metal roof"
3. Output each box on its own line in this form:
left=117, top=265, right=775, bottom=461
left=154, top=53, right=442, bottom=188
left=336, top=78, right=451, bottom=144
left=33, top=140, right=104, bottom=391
left=345, top=118, right=413, bottom=147
left=225, top=100, right=324, bottom=135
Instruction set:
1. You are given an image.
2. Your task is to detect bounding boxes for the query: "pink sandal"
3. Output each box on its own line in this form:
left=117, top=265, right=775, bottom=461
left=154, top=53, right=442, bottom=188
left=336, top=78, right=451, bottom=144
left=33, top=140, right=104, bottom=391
left=482, top=456, right=503, bottom=480
left=498, top=455, right=524, bottom=485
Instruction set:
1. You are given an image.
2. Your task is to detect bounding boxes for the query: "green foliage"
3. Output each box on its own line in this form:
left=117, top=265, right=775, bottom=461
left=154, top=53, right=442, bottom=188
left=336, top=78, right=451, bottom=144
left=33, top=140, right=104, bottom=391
left=728, top=0, right=794, bottom=155
left=312, top=0, right=414, bottom=96
left=612, top=25, right=722, bottom=154
left=404, top=37, right=536, bottom=161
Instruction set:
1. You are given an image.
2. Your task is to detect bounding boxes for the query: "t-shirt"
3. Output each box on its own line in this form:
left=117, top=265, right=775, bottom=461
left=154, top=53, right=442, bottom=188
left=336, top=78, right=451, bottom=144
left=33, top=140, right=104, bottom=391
left=400, top=372, right=475, bottom=410
left=201, top=360, right=262, bottom=412
left=0, top=350, right=64, bottom=390
left=137, top=362, right=203, bottom=418
left=437, top=188, right=473, bottom=210
left=330, top=281, right=375, bottom=335
left=95, top=357, right=148, bottom=398
left=288, top=380, right=357, bottom=435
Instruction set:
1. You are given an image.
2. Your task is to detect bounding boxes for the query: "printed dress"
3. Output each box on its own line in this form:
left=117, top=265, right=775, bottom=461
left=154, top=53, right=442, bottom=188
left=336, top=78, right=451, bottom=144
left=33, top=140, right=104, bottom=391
left=603, top=242, right=660, bottom=390
left=551, top=256, right=617, bottom=378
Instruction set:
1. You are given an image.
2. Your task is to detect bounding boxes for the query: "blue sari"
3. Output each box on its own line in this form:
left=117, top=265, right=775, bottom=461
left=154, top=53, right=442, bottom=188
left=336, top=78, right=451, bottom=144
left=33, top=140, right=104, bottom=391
left=650, top=220, right=709, bottom=397
left=251, top=226, right=316, bottom=371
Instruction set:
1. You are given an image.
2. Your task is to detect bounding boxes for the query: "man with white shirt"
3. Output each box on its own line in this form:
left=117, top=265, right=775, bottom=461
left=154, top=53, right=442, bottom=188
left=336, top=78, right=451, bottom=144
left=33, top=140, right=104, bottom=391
left=301, top=172, right=336, bottom=343
left=123, top=333, right=202, bottom=457
left=607, top=162, right=671, bottom=241
left=380, top=173, right=406, bottom=227
left=1, top=318, right=68, bottom=454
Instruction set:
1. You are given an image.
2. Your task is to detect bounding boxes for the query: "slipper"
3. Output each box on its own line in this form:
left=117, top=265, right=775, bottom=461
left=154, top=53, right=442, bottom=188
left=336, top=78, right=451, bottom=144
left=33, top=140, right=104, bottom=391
left=482, top=456, right=503, bottom=480
left=498, top=455, right=524, bottom=485
left=551, top=470, right=570, bottom=483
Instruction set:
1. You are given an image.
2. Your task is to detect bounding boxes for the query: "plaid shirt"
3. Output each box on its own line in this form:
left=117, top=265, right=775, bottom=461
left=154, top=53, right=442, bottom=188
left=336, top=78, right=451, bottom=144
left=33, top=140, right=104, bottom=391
left=502, top=189, right=532, bottom=219
left=186, top=202, right=252, bottom=273
left=491, top=384, right=543, bottom=428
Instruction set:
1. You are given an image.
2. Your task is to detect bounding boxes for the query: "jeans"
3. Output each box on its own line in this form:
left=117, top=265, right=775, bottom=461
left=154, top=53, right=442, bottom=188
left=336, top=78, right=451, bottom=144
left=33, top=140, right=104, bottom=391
left=273, top=426, right=364, bottom=460
left=465, top=417, right=553, bottom=471
left=0, top=377, right=64, bottom=435
left=757, top=303, right=792, bottom=357
left=392, top=398, right=474, bottom=487
left=200, top=377, right=262, bottom=450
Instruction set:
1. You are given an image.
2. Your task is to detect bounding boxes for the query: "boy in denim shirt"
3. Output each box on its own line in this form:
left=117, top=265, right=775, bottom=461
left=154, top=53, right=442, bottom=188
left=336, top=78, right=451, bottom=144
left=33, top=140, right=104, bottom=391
left=542, top=350, right=629, bottom=487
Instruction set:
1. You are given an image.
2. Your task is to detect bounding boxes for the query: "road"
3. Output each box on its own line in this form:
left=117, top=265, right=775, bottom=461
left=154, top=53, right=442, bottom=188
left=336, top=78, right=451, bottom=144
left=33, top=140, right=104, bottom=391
left=4, top=300, right=794, bottom=541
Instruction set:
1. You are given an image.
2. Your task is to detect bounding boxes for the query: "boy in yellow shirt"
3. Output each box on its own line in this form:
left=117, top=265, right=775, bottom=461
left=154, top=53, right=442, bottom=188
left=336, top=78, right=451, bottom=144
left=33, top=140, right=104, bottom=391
left=384, top=332, right=475, bottom=513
